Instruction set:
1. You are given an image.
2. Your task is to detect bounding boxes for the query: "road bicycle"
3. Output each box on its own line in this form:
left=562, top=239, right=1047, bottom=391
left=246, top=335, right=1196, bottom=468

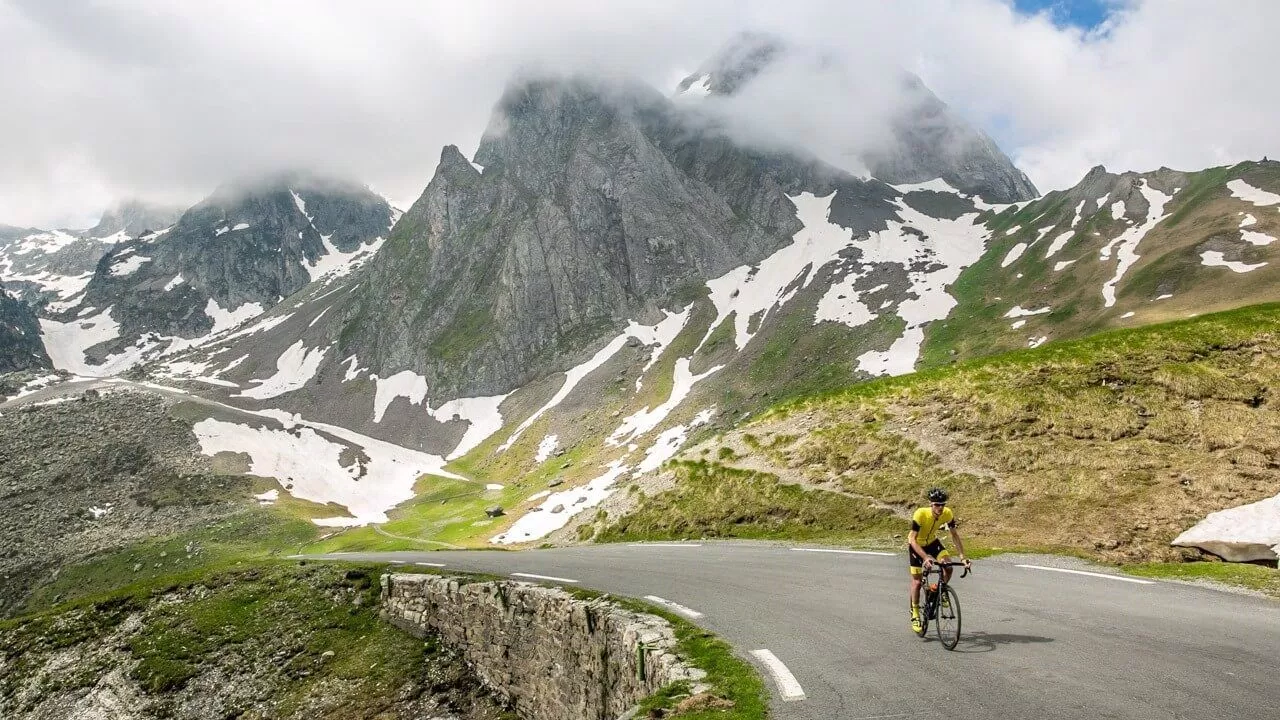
left=915, top=560, right=970, bottom=650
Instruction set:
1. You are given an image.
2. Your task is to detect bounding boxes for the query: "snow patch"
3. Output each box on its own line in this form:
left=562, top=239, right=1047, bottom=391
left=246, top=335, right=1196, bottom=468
left=1200, top=251, right=1267, bottom=273
left=1010, top=319, right=1026, bottom=330
left=1028, top=336, right=1048, bottom=348
left=1240, top=214, right=1257, bottom=228
left=1172, top=493, right=1280, bottom=562
left=1241, top=230, right=1276, bottom=246
left=892, top=178, right=958, bottom=194
left=1070, top=200, right=1086, bottom=228
left=373, top=370, right=428, bottom=422
left=254, top=489, right=279, bottom=505
left=680, top=73, right=712, bottom=97
left=1121, top=312, right=1135, bottom=319
left=1005, top=226, right=1022, bottom=236
left=232, top=222, right=250, bottom=231
left=501, top=311, right=691, bottom=451
left=193, top=415, right=458, bottom=525
left=1044, top=231, right=1075, bottom=258
left=1227, top=179, right=1280, bottom=207
left=39, top=308, right=129, bottom=376
left=635, top=408, right=715, bottom=474
left=205, top=299, right=265, bottom=336
left=1053, top=260, right=1076, bottom=272
left=108, top=254, right=152, bottom=276
left=1155, top=294, right=1174, bottom=301
left=304, top=234, right=386, bottom=282
left=1099, top=181, right=1173, bottom=307
left=608, top=358, right=722, bottom=445
left=631, top=307, right=691, bottom=391
left=1110, top=200, right=1126, bottom=220
left=1001, top=243, right=1027, bottom=267
left=490, top=460, right=630, bottom=544
left=342, top=355, right=365, bottom=382
left=235, top=341, right=329, bottom=399
left=1004, top=305, right=1051, bottom=318
left=430, top=394, right=509, bottom=460
left=164, top=274, right=185, bottom=291
left=535, top=434, right=559, bottom=463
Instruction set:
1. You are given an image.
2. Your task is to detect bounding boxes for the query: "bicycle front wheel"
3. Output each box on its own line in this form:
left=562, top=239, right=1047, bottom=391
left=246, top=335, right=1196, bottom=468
left=935, top=587, right=961, bottom=650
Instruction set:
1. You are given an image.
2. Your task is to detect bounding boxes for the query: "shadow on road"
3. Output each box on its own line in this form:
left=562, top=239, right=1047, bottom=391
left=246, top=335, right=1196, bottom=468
left=945, top=631, right=1056, bottom=653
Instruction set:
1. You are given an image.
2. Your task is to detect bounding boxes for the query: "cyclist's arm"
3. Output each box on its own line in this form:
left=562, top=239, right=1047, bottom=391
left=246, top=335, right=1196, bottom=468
left=948, top=525, right=970, bottom=561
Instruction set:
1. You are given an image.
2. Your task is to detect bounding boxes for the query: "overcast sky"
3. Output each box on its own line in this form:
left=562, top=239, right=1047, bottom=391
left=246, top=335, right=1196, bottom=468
left=2, top=0, right=1277, bottom=228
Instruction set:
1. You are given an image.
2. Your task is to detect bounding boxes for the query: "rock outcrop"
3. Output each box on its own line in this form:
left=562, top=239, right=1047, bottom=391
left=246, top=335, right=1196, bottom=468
left=381, top=573, right=704, bottom=720
left=0, top=282, right=50, bottom=373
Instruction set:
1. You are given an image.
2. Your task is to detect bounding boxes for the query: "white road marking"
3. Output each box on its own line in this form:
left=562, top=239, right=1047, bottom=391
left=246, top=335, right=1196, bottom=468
left=792, top=548, right=895, bottom=556
left=414, top=562, right=446, bottom=567
left=750, top=649, right=806, bottom=701
left=644, top=595, right=704, bottom=619
left=1016, top=564, right=1155, bottom=584
left=511, top=572, right=578, bottom=583
left=628, top=543, right=703, bottom=548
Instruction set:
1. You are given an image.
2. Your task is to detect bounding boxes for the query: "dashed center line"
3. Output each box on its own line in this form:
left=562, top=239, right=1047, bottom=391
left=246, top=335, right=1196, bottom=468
left=792, top=548, right=895, bottom=556
left=750, top=649, right=806, bottom=701
left=628, top=543, right=703, bottom=548
left=510, top=572, right=578, bottom=583
left=414, top=562, right=446, bottom=567
left=1016, top=564, right=1155, bottom=584
left=644, top=595, right=704, bottom=619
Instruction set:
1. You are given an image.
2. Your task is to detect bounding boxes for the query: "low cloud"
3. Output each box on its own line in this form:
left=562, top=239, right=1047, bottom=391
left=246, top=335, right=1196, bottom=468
left=1, top=0, right=1276, bottom=227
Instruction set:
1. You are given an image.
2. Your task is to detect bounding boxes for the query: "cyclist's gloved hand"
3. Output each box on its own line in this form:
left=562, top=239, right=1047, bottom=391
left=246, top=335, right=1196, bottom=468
left=923, top=556, right=934, bottom=569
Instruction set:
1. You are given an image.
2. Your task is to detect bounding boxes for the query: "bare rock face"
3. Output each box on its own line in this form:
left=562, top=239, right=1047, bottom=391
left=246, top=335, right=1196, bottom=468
left=0, top=282, right=50, bottom=373
left=67, top=173, right=393, bottom=361
left=334, top=75, right=897, bottom=398
left=382, top=573, right=706, bottom=720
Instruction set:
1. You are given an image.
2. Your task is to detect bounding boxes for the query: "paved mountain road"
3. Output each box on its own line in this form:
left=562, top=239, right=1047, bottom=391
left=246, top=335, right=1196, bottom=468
left=307, top=543, right=1277, bottom=720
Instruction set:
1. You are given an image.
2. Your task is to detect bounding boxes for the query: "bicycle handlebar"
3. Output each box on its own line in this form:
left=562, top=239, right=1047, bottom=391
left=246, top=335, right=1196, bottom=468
left=923, top=561, right=971, bottom=578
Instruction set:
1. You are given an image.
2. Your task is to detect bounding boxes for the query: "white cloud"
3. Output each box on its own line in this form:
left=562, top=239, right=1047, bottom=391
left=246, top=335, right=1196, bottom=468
left=1, top=0, right=1276, bottom=227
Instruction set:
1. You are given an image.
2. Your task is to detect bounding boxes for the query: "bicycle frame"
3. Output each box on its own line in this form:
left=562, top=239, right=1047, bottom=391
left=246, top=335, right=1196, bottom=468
left=917, top=561, right=970, bottom=638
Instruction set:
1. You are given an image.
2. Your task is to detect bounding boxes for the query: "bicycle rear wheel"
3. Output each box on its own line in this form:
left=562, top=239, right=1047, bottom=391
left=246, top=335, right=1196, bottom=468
left=935, top=587, right=961, bottom=650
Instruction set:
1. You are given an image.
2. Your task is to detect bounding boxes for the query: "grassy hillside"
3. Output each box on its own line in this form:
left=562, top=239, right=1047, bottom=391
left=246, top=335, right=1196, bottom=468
left=922, top=161, right=1280, bottom=368
left=611, top=303, right=1280, bottom=565
left=1, top=563, right=513, bottom=720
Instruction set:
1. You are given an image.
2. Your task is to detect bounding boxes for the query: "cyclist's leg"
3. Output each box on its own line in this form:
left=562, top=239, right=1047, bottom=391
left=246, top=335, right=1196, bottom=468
left=936, top=542, right=953, bottom=583
left=908, top=547, right=925, bottom=629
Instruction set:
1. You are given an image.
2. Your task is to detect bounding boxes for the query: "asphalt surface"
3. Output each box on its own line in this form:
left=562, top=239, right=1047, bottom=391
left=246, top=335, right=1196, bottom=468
left=307, top=543, right=1278, bottom=720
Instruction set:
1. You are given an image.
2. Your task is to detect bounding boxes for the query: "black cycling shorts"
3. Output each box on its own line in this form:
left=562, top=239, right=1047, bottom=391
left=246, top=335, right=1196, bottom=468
left=908, top=539, right=947, bottom=568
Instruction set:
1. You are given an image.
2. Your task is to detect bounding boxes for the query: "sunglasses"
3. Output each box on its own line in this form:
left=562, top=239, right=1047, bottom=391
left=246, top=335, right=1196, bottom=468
left=930, top=502, right=946, bottom=507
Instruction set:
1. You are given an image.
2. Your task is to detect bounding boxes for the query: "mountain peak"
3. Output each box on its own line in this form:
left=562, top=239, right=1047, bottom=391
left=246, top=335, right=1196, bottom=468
left=85, top=199, right=184, bottom=239
left=675, top=33, right=1038, bottom=203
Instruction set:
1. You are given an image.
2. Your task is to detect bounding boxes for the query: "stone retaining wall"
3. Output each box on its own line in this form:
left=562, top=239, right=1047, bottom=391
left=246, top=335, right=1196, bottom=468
left=380, top=573, right=705, bottom=720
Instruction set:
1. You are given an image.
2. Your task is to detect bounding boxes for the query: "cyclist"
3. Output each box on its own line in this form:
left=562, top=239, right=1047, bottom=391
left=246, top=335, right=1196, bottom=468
left=907, top=487, right=971, bottom=633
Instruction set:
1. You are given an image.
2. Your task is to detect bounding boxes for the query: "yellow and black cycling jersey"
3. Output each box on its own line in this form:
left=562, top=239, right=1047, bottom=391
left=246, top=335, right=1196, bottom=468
left=909, top=506, right=955, bottom=546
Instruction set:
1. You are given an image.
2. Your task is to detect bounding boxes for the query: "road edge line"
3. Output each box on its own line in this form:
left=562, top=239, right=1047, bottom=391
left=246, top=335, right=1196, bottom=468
left=749, top=649, right=806, bottom=701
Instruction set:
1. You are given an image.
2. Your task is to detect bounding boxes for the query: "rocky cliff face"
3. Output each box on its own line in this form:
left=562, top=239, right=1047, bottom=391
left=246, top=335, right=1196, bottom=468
left=44, top=174, right=392, bottom=374
left=334, top=76, right=874, bottom=397
left=676, top=32, right=1038, bottom=203
left=383, top=573, right=704, bottom=720
left=0, top=202, right=183, bottom=309
left=0, top=282, right=49, bottom=373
